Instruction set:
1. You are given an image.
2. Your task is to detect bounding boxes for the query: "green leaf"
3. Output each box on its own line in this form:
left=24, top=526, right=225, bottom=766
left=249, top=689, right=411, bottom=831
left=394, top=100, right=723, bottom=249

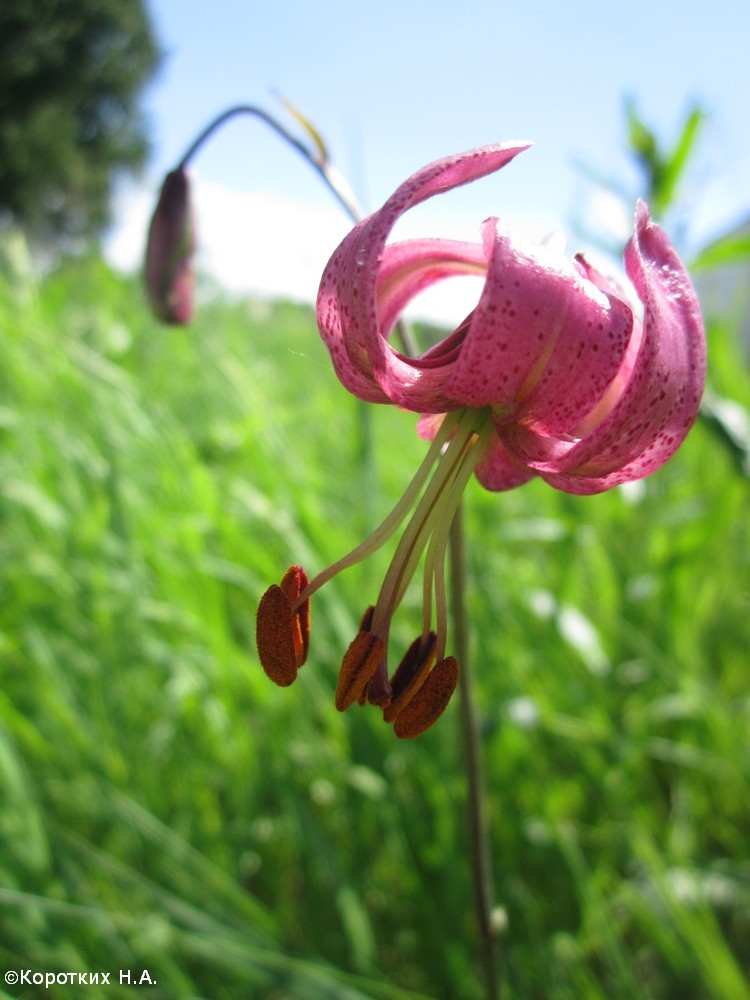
left=699, top=392, right=750, bottom=478
left=691, top=233, right=750, bottom=271
left=659, top=105, right=706, bottom=214
left=624, top=98, right=705, bottom=216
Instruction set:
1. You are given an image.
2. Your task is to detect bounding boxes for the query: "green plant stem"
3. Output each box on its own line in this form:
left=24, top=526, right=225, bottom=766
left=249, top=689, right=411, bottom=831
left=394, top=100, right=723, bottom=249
left=450, top=503, right=502, bottom=1000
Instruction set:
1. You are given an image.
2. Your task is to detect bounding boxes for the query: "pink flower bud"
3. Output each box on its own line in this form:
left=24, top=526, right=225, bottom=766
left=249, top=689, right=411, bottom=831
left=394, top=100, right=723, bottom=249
left=144, top=168, right=195, bottom=325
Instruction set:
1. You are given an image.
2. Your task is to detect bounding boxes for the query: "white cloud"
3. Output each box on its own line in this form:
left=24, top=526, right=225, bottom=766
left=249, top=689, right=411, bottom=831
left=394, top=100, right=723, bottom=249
left=195, top=179, right=350, bottom=303
left=105, top=183, right=154, bottom=274
left=104, top=176, right=349, bottom=302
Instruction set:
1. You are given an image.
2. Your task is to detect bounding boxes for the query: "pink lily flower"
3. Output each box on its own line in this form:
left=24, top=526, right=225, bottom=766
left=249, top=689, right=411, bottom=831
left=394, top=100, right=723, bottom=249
left=257, top=142, right=706, bottom=737
left=318, top=141, right=705, bottom=494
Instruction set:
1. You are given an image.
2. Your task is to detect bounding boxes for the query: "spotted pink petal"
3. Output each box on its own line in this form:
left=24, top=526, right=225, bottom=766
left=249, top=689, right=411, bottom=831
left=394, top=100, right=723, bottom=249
left=317, top=142, right=532, bottom=410
left=375, top=238, right=486, bottom=341
left=445, top=219, right=635, bottom=434
left=474, top=436, right=538, bottom=491
left=495, top=201, right=705, bottom=494
left=318, top=144, right=705, bottom=497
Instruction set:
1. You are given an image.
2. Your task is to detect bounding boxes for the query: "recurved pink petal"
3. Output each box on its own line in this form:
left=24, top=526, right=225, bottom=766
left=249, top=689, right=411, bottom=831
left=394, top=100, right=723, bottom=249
left=503, top=202, right=705, bottom=494
left=446, top=220, right=634, bottom=435
left=375, top=238, right=486, bottom=338
left=474, top=435, right=538, bottom=491
left=317, top=143, right=532, bottom=411
left=315, top=226, right=391, bottom=403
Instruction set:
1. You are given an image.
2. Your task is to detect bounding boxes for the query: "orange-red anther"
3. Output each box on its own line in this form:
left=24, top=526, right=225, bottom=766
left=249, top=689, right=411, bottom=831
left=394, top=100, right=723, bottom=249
left=279, top=564, right=310, bottom=666
left=335, top=631, right=386, bottom=711
left=383, top=632, right=437, bottom=724
left=393, top=656, right=459, bottom=739
left=256, top=565, right=310, bottom=687
left=256, top=584, right=300, bottom=687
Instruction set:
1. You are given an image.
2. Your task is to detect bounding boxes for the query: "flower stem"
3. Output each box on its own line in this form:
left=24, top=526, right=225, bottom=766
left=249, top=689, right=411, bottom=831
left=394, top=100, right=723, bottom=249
left=450, top=504, right=502, bottom=1000
left=177, top=103, right=364, bottom=222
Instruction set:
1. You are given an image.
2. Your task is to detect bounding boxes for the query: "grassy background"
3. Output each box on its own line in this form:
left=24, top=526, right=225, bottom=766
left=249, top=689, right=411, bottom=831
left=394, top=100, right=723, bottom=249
left=0, top=235, right=748, bottom=999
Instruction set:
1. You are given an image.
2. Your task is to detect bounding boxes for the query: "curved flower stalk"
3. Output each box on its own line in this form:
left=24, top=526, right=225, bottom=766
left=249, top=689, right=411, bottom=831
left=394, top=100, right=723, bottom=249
left=257, top=142, right=706, bottom=737
left=143, top=101, right=364, bottom=326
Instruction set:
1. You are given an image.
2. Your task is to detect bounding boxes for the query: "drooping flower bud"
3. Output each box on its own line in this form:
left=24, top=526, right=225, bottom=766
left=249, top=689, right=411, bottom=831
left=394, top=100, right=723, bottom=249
left=144, top=168, right=195, bottom=325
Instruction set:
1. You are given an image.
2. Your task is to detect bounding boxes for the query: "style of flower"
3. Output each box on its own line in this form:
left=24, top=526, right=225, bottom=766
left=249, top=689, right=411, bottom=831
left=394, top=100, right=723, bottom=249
left=144, top=167, right=195, bottom=325
left=256, top=141, right=706, bottom=738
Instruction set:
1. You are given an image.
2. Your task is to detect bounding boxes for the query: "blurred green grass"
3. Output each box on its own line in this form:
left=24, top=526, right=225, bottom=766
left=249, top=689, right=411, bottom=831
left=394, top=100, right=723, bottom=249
left=0, top=241, right=748, bottom=999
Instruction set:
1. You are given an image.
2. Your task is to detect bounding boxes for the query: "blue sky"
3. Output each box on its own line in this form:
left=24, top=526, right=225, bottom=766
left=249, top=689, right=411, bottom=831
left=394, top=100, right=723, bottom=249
left=108, top=0, right=750, bottom=319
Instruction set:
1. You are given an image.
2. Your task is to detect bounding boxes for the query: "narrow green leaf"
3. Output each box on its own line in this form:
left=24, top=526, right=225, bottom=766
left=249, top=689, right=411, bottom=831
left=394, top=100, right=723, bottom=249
left=691, top=233, right=750, bottom=271
left=659, top=105, right=705, bottom=213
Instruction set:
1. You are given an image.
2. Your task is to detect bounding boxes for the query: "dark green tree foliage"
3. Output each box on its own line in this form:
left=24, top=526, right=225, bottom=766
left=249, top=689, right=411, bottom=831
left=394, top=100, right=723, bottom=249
left=0, top=0, right=160, bottom=241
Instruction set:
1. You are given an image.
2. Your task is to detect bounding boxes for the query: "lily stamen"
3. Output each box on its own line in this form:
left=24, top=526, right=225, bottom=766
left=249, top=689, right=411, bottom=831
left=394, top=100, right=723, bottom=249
left=365, top=408, right=494, bottom=701
left=335, top=631, right=386, bottom=711
left=290, top=408, right=462, bottom=612
left=383, top=632, right=437, bottom=723
left=392, top=657, right=460, bottom=740
left=256, top=407, right=495, bottom=735
left=421, top=416, right=495, bottom=662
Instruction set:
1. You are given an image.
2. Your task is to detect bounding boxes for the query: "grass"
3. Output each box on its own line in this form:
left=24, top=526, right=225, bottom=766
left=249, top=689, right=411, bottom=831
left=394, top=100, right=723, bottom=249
left=0, top=233, right=748, bottom=999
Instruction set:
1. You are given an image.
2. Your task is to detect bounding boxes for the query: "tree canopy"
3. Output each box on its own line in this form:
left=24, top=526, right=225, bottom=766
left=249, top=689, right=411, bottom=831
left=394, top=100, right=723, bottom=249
left=0, top=0, right=160, bottom=242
